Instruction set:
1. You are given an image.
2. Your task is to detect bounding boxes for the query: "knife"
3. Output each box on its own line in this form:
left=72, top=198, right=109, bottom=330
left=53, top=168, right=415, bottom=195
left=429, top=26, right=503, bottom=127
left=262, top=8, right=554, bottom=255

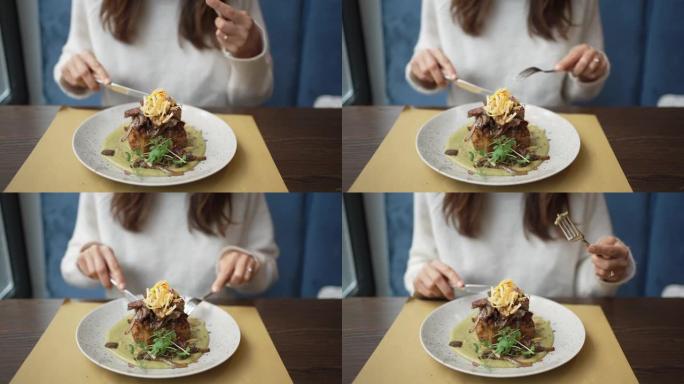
left=443, top=73, right=493, bottom=95
left=453, top=284, right=490, bottom=298
left=96, top=79, right=148, bottom=100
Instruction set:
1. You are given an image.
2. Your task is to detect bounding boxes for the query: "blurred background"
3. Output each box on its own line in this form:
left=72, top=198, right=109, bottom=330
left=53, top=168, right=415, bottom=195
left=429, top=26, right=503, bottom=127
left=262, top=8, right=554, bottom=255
left=343, top=0, right=684, bottom=106
left=0, top=193, right=341, bottom=299
left=342, top=193, right=684, bottom=297
left=0, top=0, right=341, bottom=107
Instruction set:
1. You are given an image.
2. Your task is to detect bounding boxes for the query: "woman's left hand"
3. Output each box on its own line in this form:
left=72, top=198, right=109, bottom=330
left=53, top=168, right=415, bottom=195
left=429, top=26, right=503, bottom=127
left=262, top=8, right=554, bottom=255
left=211, top=250, right=260, bottom=292
left=587, top=236, right=630, bottom=283
left=555, top=44, right=608, bottom=82
left=206, top=0, right=263, bottom=59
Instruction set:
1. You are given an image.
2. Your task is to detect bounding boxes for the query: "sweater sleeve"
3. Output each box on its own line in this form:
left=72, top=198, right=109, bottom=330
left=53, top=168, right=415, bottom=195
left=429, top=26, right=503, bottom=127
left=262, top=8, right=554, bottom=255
left=405, top=0, right=443, bottom=95
left=221, top=0, right=274, bottom=106
left=53, top=0, right=96, bottom=100
left=404, top=193, right=440, bottom=295
left=60, top=193, right=102, bottom=288
left=562, top=0, right=610, bottom=103
left=219, top=194, right=279, bottom=294
left=574, top=194, right=635, bottom=297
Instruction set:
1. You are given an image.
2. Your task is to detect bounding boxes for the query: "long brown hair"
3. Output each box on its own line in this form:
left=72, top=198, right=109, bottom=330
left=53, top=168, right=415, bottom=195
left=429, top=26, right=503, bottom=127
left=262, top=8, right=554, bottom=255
left=110, top=194, right=233, bottom=236
left=442, top=193, right=569, bottom=240
left=100, top=0, right=221, bottom=49
left=450, top=0, right=573, bottom=41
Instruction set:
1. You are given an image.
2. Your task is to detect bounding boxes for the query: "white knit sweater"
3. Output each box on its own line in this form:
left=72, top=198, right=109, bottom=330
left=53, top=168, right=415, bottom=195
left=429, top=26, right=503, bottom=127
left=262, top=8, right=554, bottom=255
left=405, top=193, right=635, bottom=297
left=55, top=0, right=273, bottom=107
left=61, top=193, right=278, bottom=298
left=406, top=0, right=610, bottom=107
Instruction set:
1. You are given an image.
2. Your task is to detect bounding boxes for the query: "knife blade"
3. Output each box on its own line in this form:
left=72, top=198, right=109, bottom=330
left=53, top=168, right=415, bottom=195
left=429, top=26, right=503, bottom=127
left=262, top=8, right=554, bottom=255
left=452, top=284, right=489, bottom=298
left=443, top=73, right=493, bottom=95
left=97, top=79, right=148, bottom=100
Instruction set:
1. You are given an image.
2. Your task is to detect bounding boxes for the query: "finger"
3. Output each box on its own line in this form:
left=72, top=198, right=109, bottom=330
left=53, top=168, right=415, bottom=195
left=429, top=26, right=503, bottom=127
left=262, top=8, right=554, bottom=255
left=212, top=253, right=237, bottom=292
left=100, top=246, right=125, bottom=289
left=67, top=61, right=87, bottom=89
left=418, top=274, right=441, bottom=298
left=588, top=243, right=625, bottom=259
left=424, top=54, right=446, bottom=87
left=430, top=48, right=457, bottom=79
left=77, top=256, right=89, bottom=276
left=587, top=52, right=601, bottom=73
left=83, top=252, right=97, bottom=279
left=230, top=255, right=249, bottom=285
left=425, top=266, right=454, bottom=299
left=555, top=44, right=586, bottom=71
left=206, top=0, right=243, bottom=23
left=244, top=257, right=258, bottom=281
left=573, top=48, right=597, bottom=77
left=412, top=59, right=430, bottom=82
left=595, top=266, right=626, bottom=281
left=431, top=260, right=463, bottom=287
left=592, top=254, right=629, bottom=270
left=215, top=17, right=240, bottom=37
left=80, top=51, right=110, bottom=84
left=92, top=248, right=112, bottom=288
left=414, top=279, right=431, bottom=298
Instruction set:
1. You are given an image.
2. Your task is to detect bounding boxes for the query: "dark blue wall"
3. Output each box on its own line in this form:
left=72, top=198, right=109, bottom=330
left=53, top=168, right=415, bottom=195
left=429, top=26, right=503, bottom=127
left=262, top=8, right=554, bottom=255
left=42, top=193, right=341, bottom=298
left=381, top=0, right=684, bottom=106
left=38, top=0, right=341, bottom=107
left=385, top=193, right=684, bottom=297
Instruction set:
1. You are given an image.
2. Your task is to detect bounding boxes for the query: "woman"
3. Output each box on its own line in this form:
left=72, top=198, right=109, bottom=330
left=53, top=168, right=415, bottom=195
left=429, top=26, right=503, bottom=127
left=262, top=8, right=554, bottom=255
left=55, top=0, right=272, bottom=107
left=407, top=0, right=610, bottom=106
left=61, top=193, right=278, bottom=298
left=406, top=193, right=634, bottom=299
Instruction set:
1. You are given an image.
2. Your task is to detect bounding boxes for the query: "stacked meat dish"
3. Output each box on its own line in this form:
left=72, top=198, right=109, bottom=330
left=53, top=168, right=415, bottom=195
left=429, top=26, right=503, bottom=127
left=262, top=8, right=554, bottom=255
left=127, top=281, right=191, bottom=346
left=123, top=90, right=188, bottom=155
left=471, top=279, right=535, bottom=347
left=467, top=89, right=531, bottom=153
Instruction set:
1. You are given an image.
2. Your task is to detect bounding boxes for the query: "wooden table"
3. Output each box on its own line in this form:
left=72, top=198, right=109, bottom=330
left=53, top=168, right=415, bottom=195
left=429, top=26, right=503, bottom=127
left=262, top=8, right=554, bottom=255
left=342, top=106, right=684, bottom=191
left=342, top=297, right=684, bottom=384
left=0, top=298, right=341, bottom=384
left=0, top=106, right=341, bottom=192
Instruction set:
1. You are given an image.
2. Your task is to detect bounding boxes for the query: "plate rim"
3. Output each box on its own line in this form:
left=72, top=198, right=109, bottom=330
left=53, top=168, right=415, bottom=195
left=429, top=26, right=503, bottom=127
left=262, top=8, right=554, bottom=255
left=415, top=103, right=581, bottom=186
left=418, top=294, right=585, bottom=378
left=72, top=103, right=237, bottom=187
left=75, top=298, right=241, bottom=379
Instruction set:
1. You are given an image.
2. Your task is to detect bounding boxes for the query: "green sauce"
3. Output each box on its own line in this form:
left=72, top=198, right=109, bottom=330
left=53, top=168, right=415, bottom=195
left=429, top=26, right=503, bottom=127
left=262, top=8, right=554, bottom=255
left=105, top=316, right=209, bottom=369
left=101, top=124, right=206, bottom=177
left=449, top=310, right=554, bottom=368
left=445, top=125, right=549, bottom=176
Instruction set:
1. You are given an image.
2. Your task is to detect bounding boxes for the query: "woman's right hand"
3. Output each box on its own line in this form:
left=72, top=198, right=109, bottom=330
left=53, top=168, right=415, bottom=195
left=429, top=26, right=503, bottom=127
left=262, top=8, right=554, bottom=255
left=409, top=48, right=457, bottom=90
left=60, top=51, right=111, bottom=92
left=413, top=260, right=464, bottom=300
left=76, top=243, right=125, bottom=289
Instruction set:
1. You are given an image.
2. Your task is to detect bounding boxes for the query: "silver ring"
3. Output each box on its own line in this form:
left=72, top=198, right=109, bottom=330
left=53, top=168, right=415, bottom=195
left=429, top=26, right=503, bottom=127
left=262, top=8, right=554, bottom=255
left=609, top=270, right=615, bottom=278
left=222, top=34, right=229, bottom=41
left=593, top=57, right=600, bottom=63
left=247, top=266, right=253, bottom=273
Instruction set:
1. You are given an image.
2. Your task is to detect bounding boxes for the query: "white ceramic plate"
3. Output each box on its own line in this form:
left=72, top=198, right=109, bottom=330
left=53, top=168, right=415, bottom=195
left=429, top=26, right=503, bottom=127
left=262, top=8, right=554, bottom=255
left=73, top=103, right=237, bottom=187
left=76, top=298, right=240, bottom=379
left=416, top=103, right=580, bottom=186
left=420, top=294, right=585, bottom=378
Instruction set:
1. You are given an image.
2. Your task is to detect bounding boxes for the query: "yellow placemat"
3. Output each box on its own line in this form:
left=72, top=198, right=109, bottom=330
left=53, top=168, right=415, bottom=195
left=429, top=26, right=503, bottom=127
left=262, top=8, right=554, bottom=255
left=5, top=107, right=287, bottom=192
left=354, top=299, right=637, bottom=383
left=10, top=301, right=292, bottom=384
left=349, top=108, right=631, bottom=192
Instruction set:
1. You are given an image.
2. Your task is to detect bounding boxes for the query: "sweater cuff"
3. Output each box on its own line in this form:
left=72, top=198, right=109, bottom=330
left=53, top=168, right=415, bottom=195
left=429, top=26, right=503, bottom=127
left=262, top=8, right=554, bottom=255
left=221, top=22, right=268, bottom=65
left=405, top=60, right=442, bottom=95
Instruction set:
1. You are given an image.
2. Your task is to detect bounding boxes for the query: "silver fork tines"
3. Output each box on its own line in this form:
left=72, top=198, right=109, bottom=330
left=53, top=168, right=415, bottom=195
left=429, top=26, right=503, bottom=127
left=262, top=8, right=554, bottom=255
left=554, top=211, right=590, bottom=246
left=517, top=66, right=557, bottom=80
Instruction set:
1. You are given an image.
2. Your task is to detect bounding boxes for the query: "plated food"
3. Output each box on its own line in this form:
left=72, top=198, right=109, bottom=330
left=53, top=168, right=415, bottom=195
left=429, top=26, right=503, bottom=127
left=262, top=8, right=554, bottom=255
left=104, top=281, right=209, bottom=369
left=76, top=282, right=240, bottom=379
left=100, top=89, right=207, bottom=176
left=420, top=281, right=585, bottom=378
left=444, top=89, right=550, bottom=176
left=448, top=280, right=554, bottom=368
left=73, top=98, right=237, bottom=187
left=416, top=98, right=580, bottom=186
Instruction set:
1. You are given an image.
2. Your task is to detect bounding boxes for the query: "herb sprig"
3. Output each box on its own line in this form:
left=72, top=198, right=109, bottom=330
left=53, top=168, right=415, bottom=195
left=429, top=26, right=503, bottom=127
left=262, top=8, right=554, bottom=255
left=469, top=137, right=531, bottom=168
left=475, top=327, right=536, bottom=360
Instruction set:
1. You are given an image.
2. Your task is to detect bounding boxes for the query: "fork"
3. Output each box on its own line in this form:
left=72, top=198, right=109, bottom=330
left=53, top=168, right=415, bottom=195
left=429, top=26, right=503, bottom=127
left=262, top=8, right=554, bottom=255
left=554, top=211, right=590, bottom=247
left=517, top=66, right=558, bottom=80
left=184, top=291, right=215, bottom=316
